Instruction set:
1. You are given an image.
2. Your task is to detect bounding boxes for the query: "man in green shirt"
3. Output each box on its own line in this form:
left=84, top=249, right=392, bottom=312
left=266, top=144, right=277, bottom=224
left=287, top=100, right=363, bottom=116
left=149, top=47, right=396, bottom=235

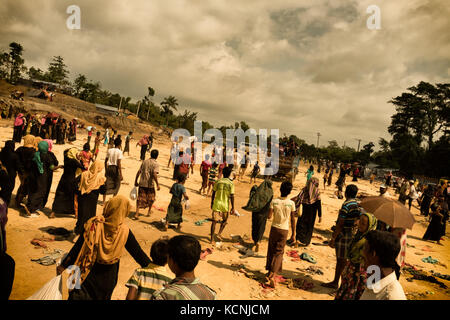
left=210, top=166, right=235, bottom=243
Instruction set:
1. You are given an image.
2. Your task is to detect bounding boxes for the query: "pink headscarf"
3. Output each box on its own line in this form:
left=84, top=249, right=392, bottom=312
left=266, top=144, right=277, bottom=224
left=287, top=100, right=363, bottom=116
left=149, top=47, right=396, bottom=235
left=44, top=139, right=53, bottom=152
left=138, top=135, right=149, bottom=145
left=14, top=114, right=24, bottom=126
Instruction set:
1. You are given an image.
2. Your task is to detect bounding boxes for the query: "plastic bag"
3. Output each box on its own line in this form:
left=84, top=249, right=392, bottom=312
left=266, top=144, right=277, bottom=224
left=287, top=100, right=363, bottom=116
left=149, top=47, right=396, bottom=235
left=185, top=200, right=191, bottom=210
left=27, top=275, right=63, bottom=300
left=130, top=187, right=137, bottom=201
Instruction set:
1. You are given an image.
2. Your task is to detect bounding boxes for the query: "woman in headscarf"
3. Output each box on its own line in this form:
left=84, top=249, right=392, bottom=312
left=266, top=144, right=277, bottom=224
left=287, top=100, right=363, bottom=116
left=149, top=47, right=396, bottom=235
left=68, top=119, right=77, bottom=142
left=103, top=127, right=109, bottom=146
left=335, top=211, right=377, bottom=300
left=290, top=177, right=322, bottom=247
left=57, top=195, right=150, bottom=300
left=246, top=180, right=273, bottom=252
left=49, top=148, right=86, bottom=219
left=136, top=135, right=150, bottom=161
left=25, top=141, right=57, bottom=217
left=0, top=141, right=22, bottom=206
left=30, top=115, right=40, bottom=136
left=55, top=117, right=65, bottom=145
left=420, top=184, right=435, bottom=216
left=42, top=139, right=60, bottom=208
left=14, top=135, right=36, bottom=207
left=12, top=113, right=24, bottom=142
left=74, top=161, right=106, bottom=235
left=423, top=196, right=449, bottom=245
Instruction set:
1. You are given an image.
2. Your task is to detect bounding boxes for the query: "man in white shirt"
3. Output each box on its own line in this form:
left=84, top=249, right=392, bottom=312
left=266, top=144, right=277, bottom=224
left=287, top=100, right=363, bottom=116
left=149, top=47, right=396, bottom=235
left=408, top=180, right=419, bottom=210
left=103, top=138, right=124, bottom=204
left=360, top=230, right=407, bottom=300
left=265, top=181, right=296, bottom=287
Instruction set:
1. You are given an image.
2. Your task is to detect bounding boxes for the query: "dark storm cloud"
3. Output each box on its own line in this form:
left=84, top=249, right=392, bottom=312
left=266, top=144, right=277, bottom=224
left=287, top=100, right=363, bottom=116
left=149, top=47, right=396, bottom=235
left=0, top=0, right=448, bottom=147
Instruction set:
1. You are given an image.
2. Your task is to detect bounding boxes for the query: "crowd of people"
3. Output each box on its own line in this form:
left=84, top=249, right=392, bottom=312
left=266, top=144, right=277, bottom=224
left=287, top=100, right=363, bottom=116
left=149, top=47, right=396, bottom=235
left=0, top=113, right=449, bottom=301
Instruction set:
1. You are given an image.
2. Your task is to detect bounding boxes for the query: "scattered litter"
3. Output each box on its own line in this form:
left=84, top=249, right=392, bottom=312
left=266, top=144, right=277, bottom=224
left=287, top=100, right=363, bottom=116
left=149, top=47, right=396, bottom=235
left=299, top=266, right=324, bottom=275
left=31, top=249, right=65, bottom=266
left=194, top=219, right=210, bottom=226
left=404, top=267, right=448, bottom=289
left=406, top=243, right=416, bottom=248
left=152, top=205, right=165, bottom=212
left=287, top=250, right=300, bottom=261
left=422, top=256, right=439, bottom=264
left=200, top=248, right=214, bottom=260
left=30, top=239, right=48, bottom=249
left=414, top=252, right=424, bottom=255
left=287, top=278, right=315, bottom=291
left=300, top=252, right=317, bottom=264
left=431, top=271, right=450, bottom=281
left=421, top=245, right=435, bottom=252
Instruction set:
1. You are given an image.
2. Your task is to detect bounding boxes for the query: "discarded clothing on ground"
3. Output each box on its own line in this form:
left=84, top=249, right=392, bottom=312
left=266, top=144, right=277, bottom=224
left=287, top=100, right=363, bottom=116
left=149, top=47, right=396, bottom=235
left=31, top=249, right=65, bottom=266
left=431, top=271, right=450, bottom=281
left=422, top=256, right=439, bottom=264
left=405, top=267, right=448, bottom=289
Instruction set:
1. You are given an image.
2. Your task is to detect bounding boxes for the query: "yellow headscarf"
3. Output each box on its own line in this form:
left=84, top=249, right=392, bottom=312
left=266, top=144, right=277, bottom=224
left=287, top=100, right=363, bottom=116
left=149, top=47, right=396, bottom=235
left=33, top=136, right=42, bottom=150
left=347, top=211, right=377, bottom=265
left=67, top=148, right=82, bottom=177
left=72, top=195, right=130, bottom=285
left=79, top=161, right=106, bottom=195
left=23, top=135, right=35, bottom=148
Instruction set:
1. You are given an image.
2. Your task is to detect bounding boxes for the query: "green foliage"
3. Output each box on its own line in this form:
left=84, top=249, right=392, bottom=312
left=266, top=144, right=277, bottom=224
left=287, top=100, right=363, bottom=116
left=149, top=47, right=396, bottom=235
left=45, top=56, right=69, bottom=84
left=0, top=42, right=26, bottom=84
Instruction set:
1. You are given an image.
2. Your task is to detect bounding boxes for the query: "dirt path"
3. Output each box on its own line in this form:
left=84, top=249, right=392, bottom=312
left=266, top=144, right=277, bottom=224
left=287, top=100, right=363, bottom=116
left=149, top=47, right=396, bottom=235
left=1, top=120, right=449, bottom=300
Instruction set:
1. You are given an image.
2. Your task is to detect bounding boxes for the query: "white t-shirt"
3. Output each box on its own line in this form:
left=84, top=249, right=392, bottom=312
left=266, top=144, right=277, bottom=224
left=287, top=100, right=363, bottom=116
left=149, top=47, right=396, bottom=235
left=409, top=185, right=418, bottom=199
left=270, top=197, right=296, bottom=231
left=360, top=272, right=407, bottom=300
left=106, top=148, right=123, bottom=166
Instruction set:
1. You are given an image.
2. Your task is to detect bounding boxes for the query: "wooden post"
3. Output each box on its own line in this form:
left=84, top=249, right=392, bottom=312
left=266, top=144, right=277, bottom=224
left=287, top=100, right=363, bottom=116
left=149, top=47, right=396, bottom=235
left=136, top=101, right=141, bottom=117
left=118, top=96, right=123, bottom=113
left=146, top=102, right=150, bottom=120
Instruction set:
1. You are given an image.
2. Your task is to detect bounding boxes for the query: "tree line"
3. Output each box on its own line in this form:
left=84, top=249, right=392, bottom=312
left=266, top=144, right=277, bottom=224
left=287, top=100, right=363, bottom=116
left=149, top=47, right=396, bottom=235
left=0, top=42, right=448, bottom=178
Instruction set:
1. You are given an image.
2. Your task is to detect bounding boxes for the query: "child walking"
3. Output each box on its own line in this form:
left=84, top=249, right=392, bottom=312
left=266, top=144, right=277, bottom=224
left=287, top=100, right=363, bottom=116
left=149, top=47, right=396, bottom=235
left=250, top=161, right=260, bottom=184
left=207, top=162, right=218, bottom=196
left=92, top=131, right=101, bottom=161
left=164, top=174, right=189, bottom=231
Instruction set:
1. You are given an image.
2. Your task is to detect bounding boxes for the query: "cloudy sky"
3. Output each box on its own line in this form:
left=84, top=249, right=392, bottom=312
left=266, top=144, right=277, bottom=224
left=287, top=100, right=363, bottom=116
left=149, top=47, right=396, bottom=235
left=1, top=0, right=449, bottom=148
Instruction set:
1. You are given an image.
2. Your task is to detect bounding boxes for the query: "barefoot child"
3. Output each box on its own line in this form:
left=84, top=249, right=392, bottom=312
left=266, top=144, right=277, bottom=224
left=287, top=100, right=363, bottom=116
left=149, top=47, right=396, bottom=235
left=207, top=162, right=218, bottom=196
left=210, top=166, right=235, bottom=243
left=125, top=239, right=172, bottom=300
left=79, top=143, right=93, bottom=171
left=165, top=174, right=189, bottom=231
left=199, top=155, right=211, bottom=195
left=265, top=181, right=295, bottom=288
left=250, top=161, right=260, bottom=184
left=92, top=131, right=101, bottom=161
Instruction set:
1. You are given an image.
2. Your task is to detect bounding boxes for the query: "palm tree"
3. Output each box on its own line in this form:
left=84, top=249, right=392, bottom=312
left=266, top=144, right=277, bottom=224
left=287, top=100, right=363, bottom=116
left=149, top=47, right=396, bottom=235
left=161, top=95, right=178, bottom=125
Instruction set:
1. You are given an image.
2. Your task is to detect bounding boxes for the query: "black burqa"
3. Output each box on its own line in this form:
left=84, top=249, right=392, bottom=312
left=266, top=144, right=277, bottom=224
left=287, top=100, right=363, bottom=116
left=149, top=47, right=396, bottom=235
left=243, top=180, right=273, bottom=243
left=52, top=152, right=84, bottom=215
left=0, top=141, right=22, bottom=205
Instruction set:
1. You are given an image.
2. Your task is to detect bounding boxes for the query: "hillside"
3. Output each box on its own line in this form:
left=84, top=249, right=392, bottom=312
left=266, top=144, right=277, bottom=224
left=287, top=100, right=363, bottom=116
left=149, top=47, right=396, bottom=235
left=0, top=79, right=169, bottom=139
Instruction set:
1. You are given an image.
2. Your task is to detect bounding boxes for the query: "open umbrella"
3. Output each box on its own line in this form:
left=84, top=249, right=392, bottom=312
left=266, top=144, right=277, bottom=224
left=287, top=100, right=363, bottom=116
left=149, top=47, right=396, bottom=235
left=359, top=196, right=416, bottom=230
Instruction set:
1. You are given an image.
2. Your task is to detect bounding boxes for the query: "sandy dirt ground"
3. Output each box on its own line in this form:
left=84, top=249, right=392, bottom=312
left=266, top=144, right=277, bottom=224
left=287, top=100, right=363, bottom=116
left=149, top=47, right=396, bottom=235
left=1, top=119, right=449, bottom=300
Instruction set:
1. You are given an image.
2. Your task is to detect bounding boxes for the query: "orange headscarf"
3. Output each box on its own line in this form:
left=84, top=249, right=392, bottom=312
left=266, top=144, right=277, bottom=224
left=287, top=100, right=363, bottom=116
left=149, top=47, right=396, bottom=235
left=79, top=161, right=106, bottom=195
left=72, top=195, right=130, bottom=284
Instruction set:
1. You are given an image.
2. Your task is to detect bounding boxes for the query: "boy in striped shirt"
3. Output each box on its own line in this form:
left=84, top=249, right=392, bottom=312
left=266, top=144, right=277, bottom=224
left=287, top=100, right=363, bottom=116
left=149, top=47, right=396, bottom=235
left=152, top=235, right=216, bottom=300
left=206, top=162, right=218, bottom=196
left=126, top=239, right=172, bottom=300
